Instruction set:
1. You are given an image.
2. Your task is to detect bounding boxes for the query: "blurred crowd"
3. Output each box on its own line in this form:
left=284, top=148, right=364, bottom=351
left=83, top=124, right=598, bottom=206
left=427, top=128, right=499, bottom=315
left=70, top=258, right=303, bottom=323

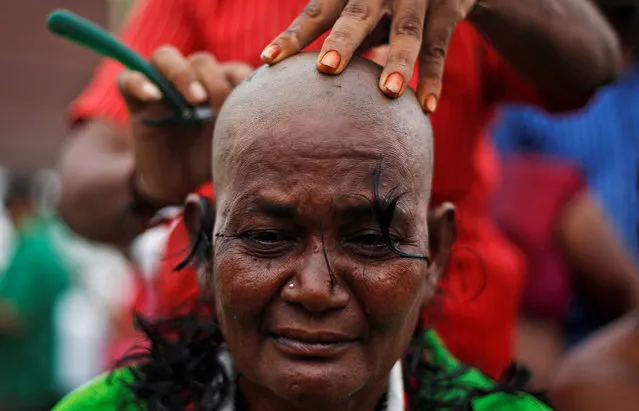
left=0, top=168, right=168, bottom=410
left=1, top=0, right=639, bottom=410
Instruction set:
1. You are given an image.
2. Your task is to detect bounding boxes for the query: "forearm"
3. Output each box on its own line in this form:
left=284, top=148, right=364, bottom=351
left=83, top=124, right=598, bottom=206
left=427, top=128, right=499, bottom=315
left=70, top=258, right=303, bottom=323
left=58, top=121, right=147, bottom=246
left=469, top=0, right=621, bottom=97
left=558, top=193, right=639, bottom=319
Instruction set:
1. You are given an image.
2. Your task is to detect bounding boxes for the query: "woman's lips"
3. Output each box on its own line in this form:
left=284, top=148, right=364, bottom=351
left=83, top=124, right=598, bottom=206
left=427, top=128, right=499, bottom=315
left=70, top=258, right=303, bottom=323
left=269, top=328, right=360, bottom=357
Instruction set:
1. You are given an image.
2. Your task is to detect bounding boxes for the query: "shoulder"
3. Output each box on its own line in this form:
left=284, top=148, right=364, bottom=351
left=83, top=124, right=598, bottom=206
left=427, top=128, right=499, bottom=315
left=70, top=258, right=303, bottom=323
left=53, top=368, right=138, bottom=411
left=550, top=313, right=639, bottom=411
left=421, top=331, right=553, bottom=411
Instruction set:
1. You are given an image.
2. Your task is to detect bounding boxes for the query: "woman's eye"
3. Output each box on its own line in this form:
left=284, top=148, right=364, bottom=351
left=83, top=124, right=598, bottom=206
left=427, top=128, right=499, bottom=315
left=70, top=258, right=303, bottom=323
left=239, top=230, right=295, bottom=256
left=351, top=232, right=386, bottom=246
left=244, top=230, right=285, bottom=244
left=344, top=230, right=397, bottom=259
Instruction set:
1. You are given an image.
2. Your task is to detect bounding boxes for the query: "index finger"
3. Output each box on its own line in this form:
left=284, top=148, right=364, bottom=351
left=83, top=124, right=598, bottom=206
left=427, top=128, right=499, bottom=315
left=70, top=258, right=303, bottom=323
left=417, top=1, right=460, bottom=112
left=378, top=0, right=427, bottom=98
left=261, top=0, right=345, bottom=65
left=316, top=0, right=385, bottom=74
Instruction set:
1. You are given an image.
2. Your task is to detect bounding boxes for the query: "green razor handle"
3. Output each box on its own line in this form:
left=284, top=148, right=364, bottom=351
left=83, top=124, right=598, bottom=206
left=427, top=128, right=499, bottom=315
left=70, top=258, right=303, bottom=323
left=47, top=9, right=214, bottom=124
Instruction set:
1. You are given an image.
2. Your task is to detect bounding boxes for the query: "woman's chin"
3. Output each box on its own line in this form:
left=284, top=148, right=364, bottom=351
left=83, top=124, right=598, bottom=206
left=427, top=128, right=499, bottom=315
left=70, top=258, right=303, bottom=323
left=257, top=361, right=367, bottom=404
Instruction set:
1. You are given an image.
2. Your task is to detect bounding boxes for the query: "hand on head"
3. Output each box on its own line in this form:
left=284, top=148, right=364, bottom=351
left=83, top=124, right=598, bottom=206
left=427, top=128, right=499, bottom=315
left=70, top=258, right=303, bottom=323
left=260, top=0, right=479, bottom=113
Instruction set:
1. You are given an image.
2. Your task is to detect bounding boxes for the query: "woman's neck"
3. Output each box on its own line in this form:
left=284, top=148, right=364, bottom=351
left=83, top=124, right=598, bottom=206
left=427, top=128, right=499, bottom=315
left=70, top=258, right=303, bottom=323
left=237, top=375, right=390, bottom=411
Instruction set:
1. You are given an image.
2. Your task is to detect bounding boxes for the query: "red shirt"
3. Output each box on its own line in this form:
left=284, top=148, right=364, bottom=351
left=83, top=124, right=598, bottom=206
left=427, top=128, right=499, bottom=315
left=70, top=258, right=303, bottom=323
left=71, top=0, right=579, bottom=379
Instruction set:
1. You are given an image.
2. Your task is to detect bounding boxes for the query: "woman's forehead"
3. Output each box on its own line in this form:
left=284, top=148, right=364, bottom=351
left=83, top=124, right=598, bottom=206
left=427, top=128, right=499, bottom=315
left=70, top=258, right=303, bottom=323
left=226, top=150, right=417, bottom=198
left=219, top=120, right=419, bottom=181
left=216, top=158, right=428, bottom=225
left=213, top=103, right=433, bottom=216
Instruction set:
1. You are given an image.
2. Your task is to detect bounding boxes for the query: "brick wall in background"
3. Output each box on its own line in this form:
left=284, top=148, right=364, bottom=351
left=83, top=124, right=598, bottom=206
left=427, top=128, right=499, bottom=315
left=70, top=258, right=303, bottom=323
left=109, top=0, right=138, bottom=32
left=0, top=0, right=109, bottom=172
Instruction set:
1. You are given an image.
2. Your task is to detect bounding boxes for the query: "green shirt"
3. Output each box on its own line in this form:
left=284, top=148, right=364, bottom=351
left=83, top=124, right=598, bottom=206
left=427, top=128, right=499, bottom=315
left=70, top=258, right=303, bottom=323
left=54, top=331, right=551, bottom=411
left=0, top=217, right=71, bottom=406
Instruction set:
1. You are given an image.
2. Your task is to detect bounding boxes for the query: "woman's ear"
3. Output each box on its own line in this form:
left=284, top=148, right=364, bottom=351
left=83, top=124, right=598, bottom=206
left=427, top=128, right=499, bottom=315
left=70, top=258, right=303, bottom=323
left=183, top=194, right=205, bottom=240
left=426, top=202, right=457, bottom=281
left=182, top=194, right=215, bottom=292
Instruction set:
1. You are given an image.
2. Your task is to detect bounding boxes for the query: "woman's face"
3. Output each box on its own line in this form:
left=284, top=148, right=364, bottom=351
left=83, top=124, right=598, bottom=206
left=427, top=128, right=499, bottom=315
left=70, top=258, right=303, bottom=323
left=209, top=117, right=437, bottom=407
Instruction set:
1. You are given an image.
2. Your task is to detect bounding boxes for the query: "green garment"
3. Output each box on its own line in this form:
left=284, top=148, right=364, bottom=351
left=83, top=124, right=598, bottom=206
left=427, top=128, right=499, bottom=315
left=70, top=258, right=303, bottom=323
left=54, top=331, right=551, bottom=411
left=0, top=216, right=72, bottom=407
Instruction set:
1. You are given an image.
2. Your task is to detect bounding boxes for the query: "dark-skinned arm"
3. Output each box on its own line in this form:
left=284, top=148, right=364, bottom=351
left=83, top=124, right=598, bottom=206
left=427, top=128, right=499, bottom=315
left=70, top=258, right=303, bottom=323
left=557, top=192, right=639, bottom=320
left=58, top=121, right=142, bottom=246
left=469, top=0, right=621, bottom=99
left=551, top=310, right=639, bottom=411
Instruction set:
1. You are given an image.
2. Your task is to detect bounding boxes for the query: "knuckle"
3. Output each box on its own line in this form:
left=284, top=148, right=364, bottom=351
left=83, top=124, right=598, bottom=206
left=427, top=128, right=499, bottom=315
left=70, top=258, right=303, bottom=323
left=301, top=0, right=323, bottom=19
left=323, top=30, right=356, bottom=54
left=188, top=51, right=215, bottom=65
left=421, top=28, right=453, bottom=61
left=279, top=27, right=302, bottom=48
left=188, top=53, right=218, bottom=74
left=342, top=1, right=372, bottom=22
left=326, top=27, right=350, bottom=42
left=167, top=66, right=192, bottom=85
left=388, top=49, right=416, bottom=72
left=393, top=14, right=423, bottom=39
left=152, top=44, right=178, bottom=61
left=421, top=42, right=446, bottom=60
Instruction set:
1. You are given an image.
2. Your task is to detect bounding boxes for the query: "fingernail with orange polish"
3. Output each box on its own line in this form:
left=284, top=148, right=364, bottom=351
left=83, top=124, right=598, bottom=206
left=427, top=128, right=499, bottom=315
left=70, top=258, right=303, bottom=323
left=261, top=44, right=281, bottom=61
left=383, top=73, right=404, bottom=95
left=319, top=51, right=341, bottom=70
left=425, top=94, right=438, bottom=113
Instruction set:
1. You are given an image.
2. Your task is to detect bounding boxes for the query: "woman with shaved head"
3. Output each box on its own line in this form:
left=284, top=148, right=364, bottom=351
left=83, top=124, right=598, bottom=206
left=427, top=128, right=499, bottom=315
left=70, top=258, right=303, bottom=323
left=58, top=0, right=622, bottom=379
left=54, top=54, right=549, bottom=411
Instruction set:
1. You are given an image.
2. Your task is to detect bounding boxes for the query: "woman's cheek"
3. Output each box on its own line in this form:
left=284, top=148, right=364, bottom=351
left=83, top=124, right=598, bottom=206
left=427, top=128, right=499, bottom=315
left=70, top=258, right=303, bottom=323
left=353, top=260, right=425, bottom=321
left=214, top=249, right=284, bottom=316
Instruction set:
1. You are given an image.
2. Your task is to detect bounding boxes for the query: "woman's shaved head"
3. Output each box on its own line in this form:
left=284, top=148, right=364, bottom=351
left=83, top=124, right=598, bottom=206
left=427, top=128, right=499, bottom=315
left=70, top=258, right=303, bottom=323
left=212, top=52, right=433, bottom=201
left=189, top=52, right=457, bottom=408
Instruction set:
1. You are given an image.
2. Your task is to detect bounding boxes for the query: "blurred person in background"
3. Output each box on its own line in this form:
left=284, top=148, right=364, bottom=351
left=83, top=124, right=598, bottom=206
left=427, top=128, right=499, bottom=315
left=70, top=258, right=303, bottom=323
left=0, top=173, right=71, bottom=410
left=492, top=0, right=639, bottom=380
left=491, top=154, right=639, bottom=388
left=550, top=308, right=639, bottom=411
left=57, top=0, right=620, bottom=380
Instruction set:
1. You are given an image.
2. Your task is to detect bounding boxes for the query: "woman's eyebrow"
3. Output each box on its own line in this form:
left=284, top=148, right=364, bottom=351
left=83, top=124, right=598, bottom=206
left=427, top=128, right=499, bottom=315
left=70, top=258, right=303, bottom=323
left=339, top=202, right=410, bottom=221
left=248, top=197, right=299, bottom=218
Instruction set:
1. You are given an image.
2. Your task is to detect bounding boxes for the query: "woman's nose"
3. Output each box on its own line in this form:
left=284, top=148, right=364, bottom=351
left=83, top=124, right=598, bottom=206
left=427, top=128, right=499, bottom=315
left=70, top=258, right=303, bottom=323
left=281, top=242, right=350, bottom=314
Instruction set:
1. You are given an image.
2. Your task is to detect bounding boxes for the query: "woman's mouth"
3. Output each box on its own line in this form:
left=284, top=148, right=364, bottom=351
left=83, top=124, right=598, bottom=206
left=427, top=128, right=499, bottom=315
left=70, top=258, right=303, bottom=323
left=268, top=328, right=360, bottom=358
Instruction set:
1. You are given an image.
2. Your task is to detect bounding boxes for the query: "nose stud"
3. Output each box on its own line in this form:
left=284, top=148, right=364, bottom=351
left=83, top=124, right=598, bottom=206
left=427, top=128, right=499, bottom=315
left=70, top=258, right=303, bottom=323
left=288, top=282, right=295, bottom=289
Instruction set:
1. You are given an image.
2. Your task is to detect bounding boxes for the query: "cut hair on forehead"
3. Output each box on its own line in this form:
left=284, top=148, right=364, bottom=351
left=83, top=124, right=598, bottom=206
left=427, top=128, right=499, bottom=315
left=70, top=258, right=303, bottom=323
left=211, top=52, right=434, bottom=196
